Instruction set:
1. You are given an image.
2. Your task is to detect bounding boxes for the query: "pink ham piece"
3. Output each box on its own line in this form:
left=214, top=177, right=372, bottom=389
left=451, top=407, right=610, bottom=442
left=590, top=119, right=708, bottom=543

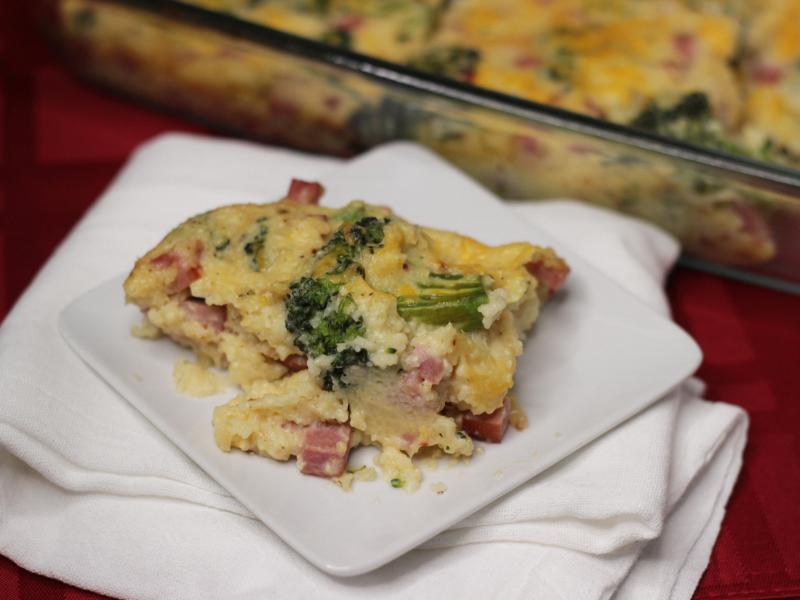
left=461, top=396, right=511, bottom=443
left=751, top=62, right=784, bottom=85
left=525, top=258, right=568, bottom=293
left=150, top=252, right=177, bottom=269
left=180, top=299, right=226, bottom=332
left=334, top=14, right=364, bottom=31
left=286, top=179, right=325, bottom=205
left=568, top=143, right=602, bottom=156
left=172, top=265, right=201, bottom=294
left=297, top=422, right=352, bottom=477
left=514, top=54, right=542, bottom=68
left=727, top=201, right=772, bottom=251
left=663, top=32, right=697, bottom=73
left=672, top=32, right=697, bottom=64
left=395, top=372, right=442, bottom=413
left=396, top=346, right=446, bottom=411
left=401, top=346, right=445, bottom=391
left=282, top=354, right=308, bottom=372
left=150, top=241, right=203, bottom=294
left=417, top=350, right=444, bottom=384
left=512, top=134, right=546, bottom=158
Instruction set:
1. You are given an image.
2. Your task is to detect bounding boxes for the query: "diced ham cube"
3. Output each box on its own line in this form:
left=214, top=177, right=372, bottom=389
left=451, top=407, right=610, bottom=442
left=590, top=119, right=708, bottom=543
left=401, top=432, right=418, bottom=448
left=171, top=265, right=202, bottom=294
left=150, top=241, right=204, bottom=294
left=401, top=347, right=445, bottom=392
left=461, top=396, right=511, bottom=443
left=282, top=354, right=308, bottom=372
left=395, top=372, right=442, bottom=413
left=568, top=143, right=602, bottom=156
left=751, top=62, right=784, bottom=85
left=405, top=346, right=445, bottom=384
left=514, top=54, right=542, bottom=68
left=672, top=32, right=697, bottom=64
left=150, top=252, right=177, bottom=269
left=512, top=134, right=546, bottom=158
left=286, top=179, right=325, bottom=205
left=334, top=14, right=363, bottom=30
left=297, top=422, right=352, bottom=477
left=181, top=299, right=226, bottom=332
left=417, top=351, right=444, bottom=384
left=663, top=32, right=697, bottom=73
left=525, top=258, right=568, bottom=293
left=395, top=347, right=447, bottom=412
left=728, top=201, right=772, bottom=247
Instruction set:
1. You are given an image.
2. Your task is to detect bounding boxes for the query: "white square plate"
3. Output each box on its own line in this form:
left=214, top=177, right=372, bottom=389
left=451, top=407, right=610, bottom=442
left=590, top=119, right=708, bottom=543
left=59, top=143, right=701, bottom=577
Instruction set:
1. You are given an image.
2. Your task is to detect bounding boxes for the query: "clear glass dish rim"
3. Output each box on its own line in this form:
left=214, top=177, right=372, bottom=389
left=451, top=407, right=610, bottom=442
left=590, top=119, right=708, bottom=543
left=99, top=0, right=800, bottom=198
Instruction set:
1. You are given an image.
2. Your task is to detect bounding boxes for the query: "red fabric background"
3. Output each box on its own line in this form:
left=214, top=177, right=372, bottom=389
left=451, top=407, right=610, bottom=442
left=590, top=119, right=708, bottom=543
left=2, top=1, right=799, bottom=598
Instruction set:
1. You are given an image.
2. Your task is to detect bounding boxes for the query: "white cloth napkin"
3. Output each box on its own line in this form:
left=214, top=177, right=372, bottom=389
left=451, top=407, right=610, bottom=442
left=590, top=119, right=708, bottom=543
left=0, top=134, right=747, bottom=600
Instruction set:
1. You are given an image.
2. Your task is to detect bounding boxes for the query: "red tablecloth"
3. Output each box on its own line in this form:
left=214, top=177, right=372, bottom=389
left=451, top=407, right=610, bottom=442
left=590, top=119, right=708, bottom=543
left=2, top=3, right=800, bottom=599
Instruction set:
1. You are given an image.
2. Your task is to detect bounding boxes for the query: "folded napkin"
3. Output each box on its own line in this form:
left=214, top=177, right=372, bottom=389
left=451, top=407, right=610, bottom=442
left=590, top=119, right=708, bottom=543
left=0, top=134, right=747, bottom=600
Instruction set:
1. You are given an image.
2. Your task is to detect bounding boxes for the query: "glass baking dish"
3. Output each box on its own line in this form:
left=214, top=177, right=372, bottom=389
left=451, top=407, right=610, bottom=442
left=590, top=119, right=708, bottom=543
left=36, top=0, right=800, bottom=293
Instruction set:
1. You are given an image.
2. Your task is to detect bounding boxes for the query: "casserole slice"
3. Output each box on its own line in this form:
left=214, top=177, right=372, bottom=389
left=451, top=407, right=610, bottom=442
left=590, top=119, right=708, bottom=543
left=124, top=180, right=568, bottom=489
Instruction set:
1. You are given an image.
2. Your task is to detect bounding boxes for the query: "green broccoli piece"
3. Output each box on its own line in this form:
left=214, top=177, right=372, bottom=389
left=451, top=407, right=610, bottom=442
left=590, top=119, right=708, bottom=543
left=350, top=216, right=385, bottom=246
left=631, top=91, right=712, bottom=131
left=545, top=46, right=576, bottom=82
left=630, top=92, right=751, bottom=157
left=321, top=28, right=352, bottom=49
left=407, top=46, right=481, bottom=81
left=301, top=295, right=365, bottom=357
left=242, top=216, right=268, bottom=271
left=322, top=347, right=369, bottom=392
left=284, top=277, right=368, bottom=390
left=396, top=272, right=489, bottom=332
left=334, top=201, right=368, bottom=223
left=320, top=216, right=386, bottom=275
left=285, top=277, right=338, bottom=337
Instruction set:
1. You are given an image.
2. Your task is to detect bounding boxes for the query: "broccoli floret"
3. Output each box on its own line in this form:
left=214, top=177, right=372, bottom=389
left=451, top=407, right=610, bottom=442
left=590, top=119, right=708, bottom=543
left=545, top=46, right=576, bottom=82
left=407, top=46, right=481, bottom=81
left=320, top=216, right=386, bottom=275
left=350, top=216, right=385, bottom=246
left=242, top=216, right=268, bottom=271
left=396, top=272, right=489, bottom=332
left=348, top=96, right=432, bottom=146
left=630, top=92, right=752, bottom=157
left=321, top=28, right=352, bottom=49
left=300, top=295, right=365, bottom=357
left=214, top=238, right=230, bottom=255
left=285, top=277, right=339, bottom=337
left=631, top=92, right=712, bottom=132
left=322, top=347, right=369, bottom=391
left=334, top=201, right=368, bottom=223
left=284, top=277, right=368, bottom=390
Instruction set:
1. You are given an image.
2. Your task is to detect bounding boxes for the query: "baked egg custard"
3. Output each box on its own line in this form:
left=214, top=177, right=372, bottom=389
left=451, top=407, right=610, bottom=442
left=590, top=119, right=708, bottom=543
left=124, top=180, right=568, bottom=489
